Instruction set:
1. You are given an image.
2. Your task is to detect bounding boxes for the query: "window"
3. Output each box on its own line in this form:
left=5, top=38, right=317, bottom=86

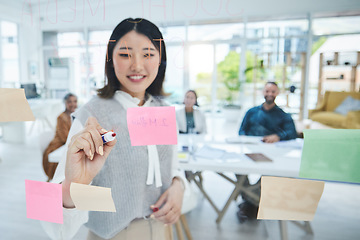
left=313, top=16, right=360, bottom=35
left=160, top=26, right=186, bottom=43
left=188, top=44, right=214, bottom=110
left=1, top=21, right=19, bottom=87
left=43, top=31, right=86, bottom=98
left=164, top=45, right=185, bottom=103
left=39, top=14, right=360, bottom=121
left=88, top=31, right=112, bottom=92
left=188, top=23, right=244, bottom=41
left=309, top=16, right=360, bottom=109
left=245, top=19, right=309, bottom=116
left=216, top=44, right=242, bottom=107
left=247, top=19, right=308, bottom=38
left=57, top=32, right=85, bottom=47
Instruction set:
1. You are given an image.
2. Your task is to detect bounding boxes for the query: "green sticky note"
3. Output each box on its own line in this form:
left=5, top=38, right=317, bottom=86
left=300, top=129, right=360, bottom=183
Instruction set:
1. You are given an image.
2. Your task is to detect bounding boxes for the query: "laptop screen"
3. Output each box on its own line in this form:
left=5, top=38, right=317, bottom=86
left=21, top=83, right=38, bottom=99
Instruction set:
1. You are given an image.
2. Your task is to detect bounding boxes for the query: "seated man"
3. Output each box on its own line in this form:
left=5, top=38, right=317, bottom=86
left=239, top=82, right=297, bottom=142
left=236, top=82, right=297, bottom=223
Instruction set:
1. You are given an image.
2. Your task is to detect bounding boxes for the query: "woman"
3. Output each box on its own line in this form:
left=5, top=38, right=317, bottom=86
left=176, top=90, right=206, bottom=183
left=176, top=90, right=207, bottom=134
left=42, top=93, right=77, bottom=181
left=42, top=18, right=185, bottom=240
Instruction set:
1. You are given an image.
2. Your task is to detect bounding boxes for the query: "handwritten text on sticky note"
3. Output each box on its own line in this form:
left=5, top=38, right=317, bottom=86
left=25, top=180, right=63, bottom=224
left=127, top=106, right=177, bottom=146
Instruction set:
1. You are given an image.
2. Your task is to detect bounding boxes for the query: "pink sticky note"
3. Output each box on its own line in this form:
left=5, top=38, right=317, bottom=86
left=25, top=180, right=63, bottom=224
left=127, top=106, right=177, bottom=146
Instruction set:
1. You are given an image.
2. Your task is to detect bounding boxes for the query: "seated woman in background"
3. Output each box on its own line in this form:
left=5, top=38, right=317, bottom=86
left=42, top=93, right=77, bottom=181
left=176, top=90, right=207, bottom=134
left=176, top=90, right=206, bottom=184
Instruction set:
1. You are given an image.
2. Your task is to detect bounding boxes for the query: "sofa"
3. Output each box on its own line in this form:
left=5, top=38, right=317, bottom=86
left=308, top=91, right=360, bottom=129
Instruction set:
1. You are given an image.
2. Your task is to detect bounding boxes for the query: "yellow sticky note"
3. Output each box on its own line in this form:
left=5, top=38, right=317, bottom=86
left=257, top=176, right=324, bottom=221
left=0, top=88, right=35, bottom=122
left=70, top=183, right=116, bottom=212
left=178, top=153, right=188, bottom=159
left=178, top=152, right=189, bottom=162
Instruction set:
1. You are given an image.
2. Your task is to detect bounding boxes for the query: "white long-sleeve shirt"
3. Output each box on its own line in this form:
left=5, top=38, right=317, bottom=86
left=41, top=91, right=189, bottom=240
left=176, top=106, right=207, bottom=134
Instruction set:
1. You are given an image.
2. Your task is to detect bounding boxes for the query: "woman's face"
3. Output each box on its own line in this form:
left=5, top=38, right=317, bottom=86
left=184, top=91, right=197, bottom=108
left=112, top=30, right=161, bottom=99
left=65, top=96, right=77, bottom=113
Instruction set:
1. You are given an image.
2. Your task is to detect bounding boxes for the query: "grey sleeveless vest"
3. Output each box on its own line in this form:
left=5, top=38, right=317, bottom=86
left=72, top=96, right=173, bottom=239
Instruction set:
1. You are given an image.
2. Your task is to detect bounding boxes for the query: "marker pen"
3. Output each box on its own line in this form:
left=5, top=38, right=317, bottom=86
left=102, top=131, right=116, bottom=144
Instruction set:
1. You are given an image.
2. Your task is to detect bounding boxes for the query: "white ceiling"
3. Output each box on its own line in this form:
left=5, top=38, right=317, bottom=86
left=1, top=0, right=360, bottom=30
left=4, top=0, right=360, bottom=17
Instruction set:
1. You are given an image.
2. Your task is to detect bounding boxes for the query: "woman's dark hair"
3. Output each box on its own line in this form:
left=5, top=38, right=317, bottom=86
left=184, top=90, right=199, bottom=107
left=98, top=18, right=167, bottom=98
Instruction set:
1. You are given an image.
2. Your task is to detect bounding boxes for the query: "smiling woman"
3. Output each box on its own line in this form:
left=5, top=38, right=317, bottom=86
left=98, top=18, right=167, bottom=101
left=112, top=31, right=161, bottom=102
left=41, top=18, right=185, bottom=240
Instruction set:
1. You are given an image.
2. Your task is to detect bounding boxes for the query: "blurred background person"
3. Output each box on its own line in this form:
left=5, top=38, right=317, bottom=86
left=176, top=90, right=207, bottom=184
left=42, top=93, right=77, bottom=181
left=238, top=81, right=297, bottom=143
left=236, top=82, right=297, bottom=223
left=176, top=90, right=207, bottom=134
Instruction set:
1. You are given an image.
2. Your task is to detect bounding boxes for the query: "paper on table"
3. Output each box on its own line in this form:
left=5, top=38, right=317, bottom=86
left=70, top=183, right=116, bottom=212
left=25, top=180, right=63, bottom=224
left=194, top=145, right=226, bottom=159
left=127, top=106, right=177, bottom=146
left=257, top=176, right=324, bottom=221
left=285, top=149, right=302, bottom=158
left=194, top=145, right=247, bottom=162
left=300, top=129, right=360, bottom=183
left=245, top=153, right=272, bottom=162
left=222, top=152, right=248, bottom=161
left=225, top=135, right=263, bottom=144
left=0, top=88, right=35, bottom=122
left=275, top=139, right=304, bottom=149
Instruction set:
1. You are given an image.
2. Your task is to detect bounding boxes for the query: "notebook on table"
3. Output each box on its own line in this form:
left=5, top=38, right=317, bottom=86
left=245, top=153, right=272, bottom=162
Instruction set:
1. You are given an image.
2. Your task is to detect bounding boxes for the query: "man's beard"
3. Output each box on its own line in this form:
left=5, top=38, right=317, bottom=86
left=265, top=97, right=275, bottom=105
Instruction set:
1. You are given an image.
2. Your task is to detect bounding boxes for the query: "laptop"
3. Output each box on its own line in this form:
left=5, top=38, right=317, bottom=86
left=21, top=83, right=40, bottom=99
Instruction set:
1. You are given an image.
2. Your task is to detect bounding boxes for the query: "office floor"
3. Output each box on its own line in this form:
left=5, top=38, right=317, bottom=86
left=0, top=119, right=359, bottom=240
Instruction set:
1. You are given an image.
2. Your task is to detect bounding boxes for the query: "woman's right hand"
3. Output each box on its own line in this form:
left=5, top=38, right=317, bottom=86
left=62, top=117, right=117, bottom=208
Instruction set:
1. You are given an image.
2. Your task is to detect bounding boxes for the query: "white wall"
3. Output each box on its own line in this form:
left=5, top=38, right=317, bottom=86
left=0, top=2, right=23, bottom=23
left=19, top=23, right=41, bottom=84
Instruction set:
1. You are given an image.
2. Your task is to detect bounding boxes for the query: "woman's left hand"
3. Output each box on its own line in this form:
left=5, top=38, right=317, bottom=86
left=150, top=177, right=185, bottom=225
